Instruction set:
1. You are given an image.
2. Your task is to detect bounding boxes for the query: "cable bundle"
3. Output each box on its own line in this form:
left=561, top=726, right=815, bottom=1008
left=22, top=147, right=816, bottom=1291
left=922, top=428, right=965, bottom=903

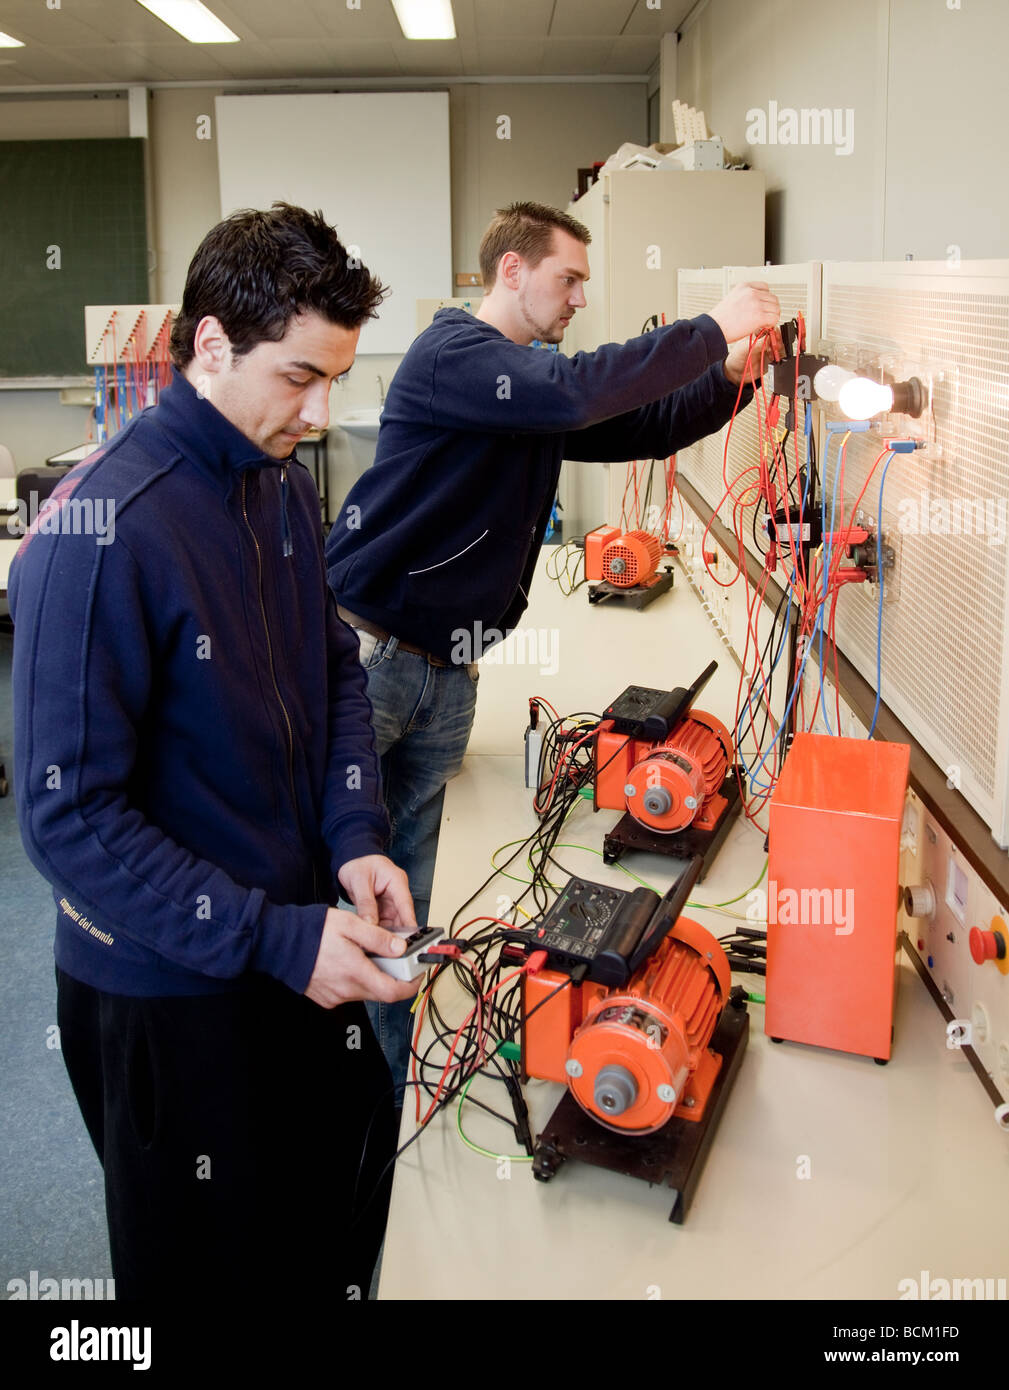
left=688, top=324, right=895, bottom=828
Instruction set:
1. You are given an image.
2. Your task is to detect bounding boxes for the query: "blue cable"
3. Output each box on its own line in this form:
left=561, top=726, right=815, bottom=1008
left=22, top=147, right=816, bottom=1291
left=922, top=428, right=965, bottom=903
left=816, top=422, right=872, bottom=735
left=867, top=452, right=895, bottom=738
left=819, top=429, right=844, bottom=735
left=739, top=405, right=823, bottom=792
left=744, top=585, right=826, bottom=792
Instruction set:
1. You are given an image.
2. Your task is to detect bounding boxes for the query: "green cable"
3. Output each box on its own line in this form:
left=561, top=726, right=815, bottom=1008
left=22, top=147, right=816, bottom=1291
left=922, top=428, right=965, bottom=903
left=549, top=841, right=769, bottom=914
left=551, top=843, right=658, bottom=891
left=703, top=856, right=769, bottom=907
left=489, top=805, right=770, bottom=915
left=456, top=1049, right=534, bottom=1163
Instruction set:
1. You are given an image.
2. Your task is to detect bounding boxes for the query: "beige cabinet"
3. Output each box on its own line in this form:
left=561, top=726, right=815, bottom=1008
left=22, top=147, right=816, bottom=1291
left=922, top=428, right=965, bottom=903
left=561, top=169, right=765, bottom=537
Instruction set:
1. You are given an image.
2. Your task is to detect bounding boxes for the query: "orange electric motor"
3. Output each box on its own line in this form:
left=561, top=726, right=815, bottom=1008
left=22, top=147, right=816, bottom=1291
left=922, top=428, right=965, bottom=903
left=584, top=526, right=662, bottom=587
left=524, top=918, right=731, bottom=1134
left=596, top=710, right=734, bottom=834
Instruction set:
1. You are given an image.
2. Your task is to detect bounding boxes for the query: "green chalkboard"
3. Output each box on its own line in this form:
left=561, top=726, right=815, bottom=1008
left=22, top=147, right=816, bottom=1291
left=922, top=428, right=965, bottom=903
left=0, top=138, right=148, bottom=378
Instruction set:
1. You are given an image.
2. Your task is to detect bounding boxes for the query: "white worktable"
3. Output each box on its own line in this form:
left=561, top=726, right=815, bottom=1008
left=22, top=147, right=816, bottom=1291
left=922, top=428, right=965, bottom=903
left=378, top=549, right=1009, bottom=1301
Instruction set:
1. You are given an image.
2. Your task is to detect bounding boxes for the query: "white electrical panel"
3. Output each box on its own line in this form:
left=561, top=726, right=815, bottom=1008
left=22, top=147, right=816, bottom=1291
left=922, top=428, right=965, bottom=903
left=673, top=260, right=1009, bottom=1119
left=674, top=268, right=729, bottom=524
left=819, top=260, right=1009, bottom=847
left=678, top=258, right=1009, bottom=850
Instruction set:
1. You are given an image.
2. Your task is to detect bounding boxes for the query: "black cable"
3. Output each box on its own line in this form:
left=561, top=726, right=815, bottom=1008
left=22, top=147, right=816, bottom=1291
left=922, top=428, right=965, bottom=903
left=355, top=704, right=642, bottom=1217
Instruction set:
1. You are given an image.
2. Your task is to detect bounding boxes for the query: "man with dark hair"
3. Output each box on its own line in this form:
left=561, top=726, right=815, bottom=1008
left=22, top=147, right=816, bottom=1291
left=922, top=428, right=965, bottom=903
left=326, top=199, right=779, bottom=1087
left=9, top=202, right=416, bottom=1299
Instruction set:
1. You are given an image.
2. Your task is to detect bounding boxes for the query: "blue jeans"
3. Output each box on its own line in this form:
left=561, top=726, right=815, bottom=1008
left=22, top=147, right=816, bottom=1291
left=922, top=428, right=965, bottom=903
left=352, top=629, right=479, bottom=1101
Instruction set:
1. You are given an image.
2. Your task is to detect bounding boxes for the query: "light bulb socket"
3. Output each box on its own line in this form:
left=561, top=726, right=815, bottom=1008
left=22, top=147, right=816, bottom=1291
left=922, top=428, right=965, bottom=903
left=891, top=377, right=924, bottom=418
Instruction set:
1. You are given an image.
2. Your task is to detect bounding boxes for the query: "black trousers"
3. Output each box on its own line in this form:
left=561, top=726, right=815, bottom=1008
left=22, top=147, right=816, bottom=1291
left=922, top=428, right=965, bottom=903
left=56, top=967, right=397, bottom=1301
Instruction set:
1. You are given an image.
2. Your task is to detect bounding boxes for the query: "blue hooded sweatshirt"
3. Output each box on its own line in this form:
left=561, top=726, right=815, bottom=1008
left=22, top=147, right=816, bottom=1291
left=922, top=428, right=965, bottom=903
left=326, top=309, right=751, bottom=662
left=9, top=369, right=388, bottom=998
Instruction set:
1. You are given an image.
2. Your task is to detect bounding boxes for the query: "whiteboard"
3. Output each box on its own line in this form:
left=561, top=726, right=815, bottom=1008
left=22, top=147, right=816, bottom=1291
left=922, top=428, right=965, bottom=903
left=215, top=92, right=451, bottom=355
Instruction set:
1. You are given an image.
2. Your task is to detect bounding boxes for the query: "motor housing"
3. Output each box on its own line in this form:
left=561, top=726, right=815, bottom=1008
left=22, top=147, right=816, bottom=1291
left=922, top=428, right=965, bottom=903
left=596, top=709, right=734, bottom=833
left=524, top=915, right=731, bottom=1134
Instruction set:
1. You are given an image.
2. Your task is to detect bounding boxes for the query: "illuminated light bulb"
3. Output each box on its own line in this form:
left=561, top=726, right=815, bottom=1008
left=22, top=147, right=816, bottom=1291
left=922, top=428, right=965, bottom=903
left=838, top=376, right=894, bottom=420
left=812, top=363, right=856, bottom=402
left=839, top=375, right=924, bottom=420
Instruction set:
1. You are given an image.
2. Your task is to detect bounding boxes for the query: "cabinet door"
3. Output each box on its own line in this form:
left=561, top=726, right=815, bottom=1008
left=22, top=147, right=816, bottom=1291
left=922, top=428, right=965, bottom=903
left=608, top=169, right=765, bottom=343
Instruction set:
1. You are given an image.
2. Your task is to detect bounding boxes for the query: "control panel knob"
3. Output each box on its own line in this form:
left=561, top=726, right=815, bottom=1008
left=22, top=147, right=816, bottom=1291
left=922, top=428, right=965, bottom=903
left=903, top=881, right=936, bottom=918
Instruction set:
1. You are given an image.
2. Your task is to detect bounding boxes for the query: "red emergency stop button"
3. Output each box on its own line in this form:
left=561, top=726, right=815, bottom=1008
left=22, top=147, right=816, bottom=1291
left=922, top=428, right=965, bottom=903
left=969, top=926, right=1006, bottom=964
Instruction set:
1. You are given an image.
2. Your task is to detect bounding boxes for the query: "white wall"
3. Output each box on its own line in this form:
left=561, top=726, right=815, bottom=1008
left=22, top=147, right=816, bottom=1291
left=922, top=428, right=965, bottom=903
left=0, top=393, right=92, bottom=476
left=215, top=92, right=452, bottom=356
left=677, top=0, right=1007, bottom=264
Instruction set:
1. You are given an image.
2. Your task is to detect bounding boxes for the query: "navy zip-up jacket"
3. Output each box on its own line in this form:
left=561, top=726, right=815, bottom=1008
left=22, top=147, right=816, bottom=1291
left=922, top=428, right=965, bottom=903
left=326, top=308, right=751, bottom=662
left=9, top=369, right=388, bottom=998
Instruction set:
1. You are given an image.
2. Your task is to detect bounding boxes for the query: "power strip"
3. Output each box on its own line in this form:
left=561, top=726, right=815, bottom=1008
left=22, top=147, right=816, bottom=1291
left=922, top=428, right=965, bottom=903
left=370, top=927, right=444, bottom=981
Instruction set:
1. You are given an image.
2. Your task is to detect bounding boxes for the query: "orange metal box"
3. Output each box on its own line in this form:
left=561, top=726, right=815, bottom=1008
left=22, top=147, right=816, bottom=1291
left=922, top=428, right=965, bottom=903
left=765, top=733, right=910, bottom=1061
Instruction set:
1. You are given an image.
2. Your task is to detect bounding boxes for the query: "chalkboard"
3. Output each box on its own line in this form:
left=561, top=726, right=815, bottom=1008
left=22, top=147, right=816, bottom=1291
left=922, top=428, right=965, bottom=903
left=0, top=139, right=148, bottom=378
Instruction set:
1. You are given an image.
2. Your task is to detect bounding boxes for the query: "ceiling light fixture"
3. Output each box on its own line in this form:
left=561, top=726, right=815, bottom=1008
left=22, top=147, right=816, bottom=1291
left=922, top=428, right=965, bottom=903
left=134, top=0, right=239, bottom=44
left=391, top=0, right=456, bottom=41
left=0, top=31, right=26, bottom=47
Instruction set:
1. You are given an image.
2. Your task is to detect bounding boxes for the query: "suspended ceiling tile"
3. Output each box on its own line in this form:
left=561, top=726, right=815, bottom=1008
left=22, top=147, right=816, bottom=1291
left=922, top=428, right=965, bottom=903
left=549, top=0, right=637, bottom=37
left=0, top=68, right=43, bottom=87
left=475, top=39, right=545, bottom=75
left=306, top=0, right=405, bottom=41
left=323, top=42, right=406, bottom=76
left=540, top=39, right=616, bottom=75
left=70, top=43, right=209, bottom=82
left=387, top=39, right=464, bottom=75
left=472, top=0, right=554, bottom=39
left=0, top=8, right=110, bottom=46
left=0, top=47, right=108, bottom=85
left=622, top=0, right=697, bottom=35
left=443, top=0, right=477, bottom=40
left=601, top=35, right=662, bottom=71
left=60, top=0, right=216, bottom=44
left=189, top=0, right=330, bottom=43
left=205, top=39, right=343, bottom=77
